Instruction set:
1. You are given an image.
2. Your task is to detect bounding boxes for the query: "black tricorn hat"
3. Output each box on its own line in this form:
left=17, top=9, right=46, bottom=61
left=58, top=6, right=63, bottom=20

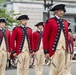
left=68, top=29, right=72, bottom=32
left=0, top=18, right=6, bottom=23
left=17, top=15, right=29, bottom=20
left=35, top=22, right=44, bottom=27
left=49, top=3, right=66, bottom=12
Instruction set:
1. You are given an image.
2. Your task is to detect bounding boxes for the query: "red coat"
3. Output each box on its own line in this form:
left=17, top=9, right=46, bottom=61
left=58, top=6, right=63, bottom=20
left=11, top=26, right=32, bottom=55
left=32, top=31, right=43, bottom=52
left=5, top=30, right=11, bottom=52
left=0, top=29, right=10, bottom=52
left=43, top=17, right=68, bottom=57
left=68, top=34, right=74, bottom=54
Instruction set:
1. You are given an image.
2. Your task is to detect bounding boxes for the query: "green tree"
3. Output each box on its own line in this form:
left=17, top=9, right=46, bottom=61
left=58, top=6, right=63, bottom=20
left=0, top=9, right=20, bottom=25
left=0, top=0, right=20, bottom=29
left=0, top=0, right=4, bottom=3
left=0, top=8, right=20, bottom=29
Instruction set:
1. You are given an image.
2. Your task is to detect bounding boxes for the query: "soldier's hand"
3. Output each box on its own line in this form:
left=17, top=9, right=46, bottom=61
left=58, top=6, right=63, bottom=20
left=45, top=53, right=50, bottom=59
left=13, top=53, right=17, bottom=57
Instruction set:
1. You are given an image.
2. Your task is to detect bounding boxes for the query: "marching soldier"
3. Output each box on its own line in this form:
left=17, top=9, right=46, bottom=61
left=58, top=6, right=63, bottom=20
left=11, top=15, right=32, bottom=75
left=0, top=18, right=10, bottom=75
left=32, top=22, right=44, bottom=75
left=43, top=4, right=68, bottom=75
left=65, top=29, right=74, bottom=75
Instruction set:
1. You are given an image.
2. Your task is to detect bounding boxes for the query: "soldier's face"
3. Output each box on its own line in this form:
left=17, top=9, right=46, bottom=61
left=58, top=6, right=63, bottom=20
left=20, top=19, right=28, bottom=26
left=55, top=10, right=64, bottom=18
left=0, top=22, right=5, bottom=29
left=37, top=25, right=43, bottom=30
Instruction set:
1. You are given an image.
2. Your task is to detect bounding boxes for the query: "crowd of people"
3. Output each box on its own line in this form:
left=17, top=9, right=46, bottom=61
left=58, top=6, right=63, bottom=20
left=0, top=3, right=74, bottom=75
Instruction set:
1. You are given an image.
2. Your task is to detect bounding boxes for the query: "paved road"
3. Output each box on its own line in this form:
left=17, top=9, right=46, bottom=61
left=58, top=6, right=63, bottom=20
left=6, top=62, right=76, bottom=75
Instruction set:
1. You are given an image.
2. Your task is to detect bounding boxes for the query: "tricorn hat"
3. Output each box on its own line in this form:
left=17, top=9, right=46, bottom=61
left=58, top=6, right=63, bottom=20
left=35, top=22, right=44, bottom=27
left=0, top=18, right=7, bottom=23
left=17, top=15, right=29, bottom=20
left=49, top=3, right=66, bottom=12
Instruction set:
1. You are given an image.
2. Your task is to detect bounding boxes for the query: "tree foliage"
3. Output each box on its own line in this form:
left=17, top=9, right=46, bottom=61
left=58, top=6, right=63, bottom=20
left=0, top=9, right=20, bottom=26
left=0, top=8, right=21, bottom=30
left=0, top=0, right=4, bottom=3
left=0, top=0, right=20, bottom=29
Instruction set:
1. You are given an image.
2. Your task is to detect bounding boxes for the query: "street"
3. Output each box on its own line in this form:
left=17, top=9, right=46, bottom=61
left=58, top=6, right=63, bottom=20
left=6, top=61, right=76, bottom=75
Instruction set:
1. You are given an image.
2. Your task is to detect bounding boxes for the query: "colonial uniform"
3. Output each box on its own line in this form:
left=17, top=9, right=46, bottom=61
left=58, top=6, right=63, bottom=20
left=43, top=4, right=68, bottom=75
left=11, top=15, right=32, bottom=75
left=32, top=22, right=44, bottom=75
left=65, top=29, right=74, bottom=75
left=0, top=18, right=10, bottom=75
